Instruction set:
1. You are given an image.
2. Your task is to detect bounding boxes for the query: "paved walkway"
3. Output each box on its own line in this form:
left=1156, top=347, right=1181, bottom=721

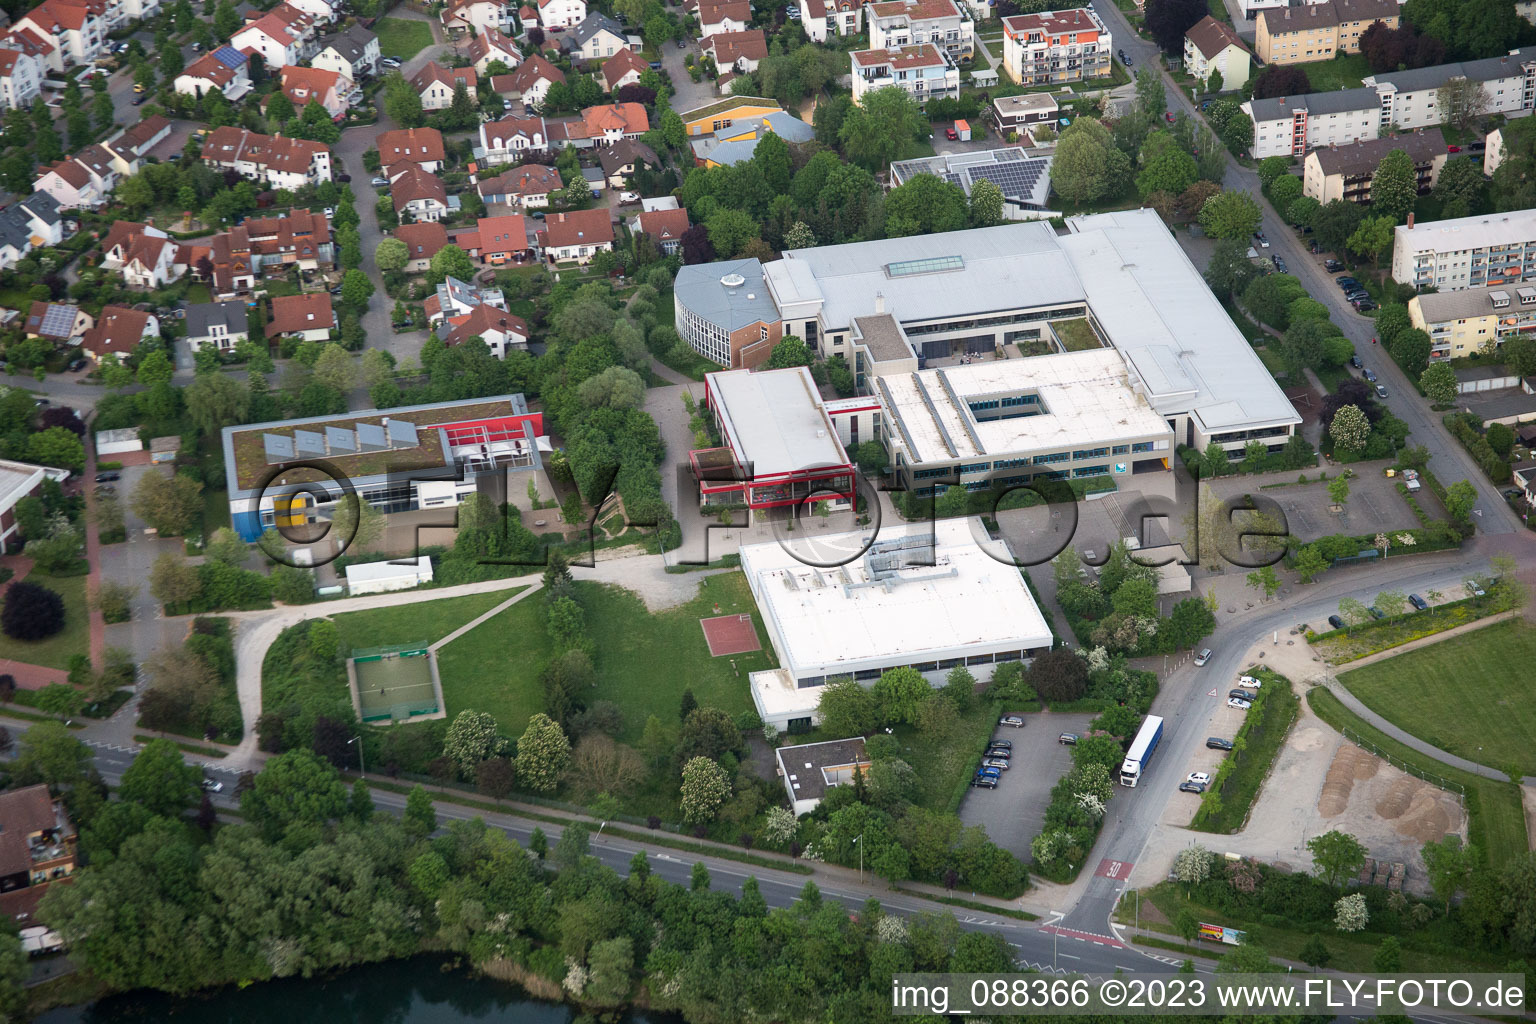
left=428, top=581, right=543, bottom=650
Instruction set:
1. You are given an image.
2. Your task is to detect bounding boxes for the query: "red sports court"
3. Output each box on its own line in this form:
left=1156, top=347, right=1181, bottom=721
left=700, top=613, right=763, bottom=657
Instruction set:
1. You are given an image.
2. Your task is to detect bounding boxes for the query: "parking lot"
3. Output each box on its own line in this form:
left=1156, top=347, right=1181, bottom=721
left=956, top=712, right=1095, bottom=860
left=1208, top=468, right=1433, bottom=544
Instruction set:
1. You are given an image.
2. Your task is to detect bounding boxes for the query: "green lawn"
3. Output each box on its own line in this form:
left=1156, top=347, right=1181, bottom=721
left=331, top=590, right=523, bottom=655
left=1254, top=344, right=1291, bottom=382
left=1300, top=52, right=1370, bottom=92
left=1053, top=317, right=1103, bottom=352
left=184, top=282, right=212, bottom=304
left=0, top=572, right=90, bottom=671
left=1307, top=687, right=1528, bottom=867
left=435, top=575, right=773, bottom=742
left=376, top=18, right=435, bottom=61
left=1339, top=617, right=1536, bottom=775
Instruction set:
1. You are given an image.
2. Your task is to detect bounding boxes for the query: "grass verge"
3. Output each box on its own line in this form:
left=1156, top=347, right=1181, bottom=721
left=133, top=734, right=228, bottom=758
left=1189, top=670, right=1299, bottom=833
left=364, top=778, right=814, bottom=874
left=1308, top=588, right=1516, bottom=663
left=0, top=572, right=90, bottom=670
left=376, top=17, right=434, bottom=61
left=1306, top=687, right=1528, bottom=866
left=899, top=890, right=1039, bottom=921
left=1339, top=617, right=1536, bottom=775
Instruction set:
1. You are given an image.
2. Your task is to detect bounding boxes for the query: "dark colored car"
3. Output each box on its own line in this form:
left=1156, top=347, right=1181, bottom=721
left=132, top=93, right=148, bottom=105
left=1328, top=614, right=1345, bottom=629
left=1353, top=299, right=1376, bottom=312
left=971, top=774, right=997, bottom=789
left=986, top=739, right=1012, bottom=751
left=1059, top=732, right=1078, bottom=745
left=1336, top=277, right=1360, bottom=289
left=1179, top=781, right=1206, bottom=794
left=1324, top=258, right=1344, bottom=272
left=1350, top=354, right=1363, bottom=368
left=94, top=471, right=119, bottom=483
left=337, top=173, right=351, bottom=182
left=1229, top=689, right=1258, bottom=701
left=1363, top=368, right=1377, bottom=382
left=1206, top=737, right=1234, bottom=750
left=1368, top=606, right=1384, bottom=619
left=1409, top=593, right=1428, bottom=610
left=984, top=747, right=1012, bottom=760
left=1272, top=255, right=1287, bottom=273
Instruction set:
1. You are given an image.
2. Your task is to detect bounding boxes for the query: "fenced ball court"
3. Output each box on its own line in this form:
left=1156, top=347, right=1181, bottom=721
left=347, top=642, right=447, bottom=724
left=700, top=613, right=763, bottom=657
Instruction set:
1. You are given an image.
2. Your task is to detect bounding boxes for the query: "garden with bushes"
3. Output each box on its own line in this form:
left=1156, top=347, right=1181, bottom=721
left=1050, top=543, right=1216, bottom=657
left=1188, top=669, right=1299, bottom=834
left=134, top=617, right=241, bottom=744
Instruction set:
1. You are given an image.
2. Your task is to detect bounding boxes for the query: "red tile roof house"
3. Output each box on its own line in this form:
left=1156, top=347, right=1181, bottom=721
left=539, top=208, right=613, bottom=264
left=24, top=301, right=92, bottom=342
left=201, top=126, right=333, bottom=189
left=468, top=27, right=522, bottom=74
left=98, top=220, right=191, bottom=289
left=388, top=165, right=452, bottom=222
left=601, top=47, right=648, bottom=92
left=376, top=127, right=447, bottom=173
left=276, top=65, right=352, bottom=120
left=636, top=206, right=690, bottom=255
left=491, top=54, right=564, bottom=110
left=439, top=303, right=530, bottom=358
left=453, top=214, right=534, bottom=265
left=702, top=29, right=767, bottom=73
left=265, top=292, right=336, bottom=343
left=412, top=60, right=478, bottom=111
left=582, top=101, right=649, bottom=144
left=394, top=221, right=450, bottom=273
left=80, top=305, right=159, bottom=362
left=477, top=162, right=563, bottom=208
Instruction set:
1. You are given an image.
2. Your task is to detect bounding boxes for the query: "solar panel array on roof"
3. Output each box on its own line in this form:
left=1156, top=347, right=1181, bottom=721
left=326, top=426, right=356, bottom=451
left=212, top=45, right=245, bottom=68
left=294, top=429, right=326, bottom=455
left=357, top=422, right=387, bottom=450
left=956, top=160, right=1047, bottom=201
left=263, top=433, right=295, bottom=461
left=38, top=304, right=76, bottom=338
left=387, top=418, right=419, bottom=445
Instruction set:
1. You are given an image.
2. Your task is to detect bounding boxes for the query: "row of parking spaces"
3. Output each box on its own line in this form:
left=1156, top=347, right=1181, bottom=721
left=955, top=713, right=1097, bottom=860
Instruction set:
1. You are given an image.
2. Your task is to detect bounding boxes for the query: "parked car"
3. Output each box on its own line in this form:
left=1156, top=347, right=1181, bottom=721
left=1336, top=277, right=1360, bottom=290
left=1353, top=298, right=1376, bottom=312
left=977, top=765, right=1002, bottom=780
left=1164, top=111, right=1175, bottom=122
left=1409, top=593, right=1428, bottom=610
left=1058, top=732, right=1078, bottom=745
left=1375, top=384, right=1389, bottom=399
left=371, top=176, right=390, bottom=187
left=618, top=190, right=640, bottom=203
left=982, top=758, right=1010, bottom=772
left=201, top=779, right=223, bottom=792
left=1194, top=648, right=1212, bottom=666
left=1238, top=675, right=1262, bottom=689
left=1179, top=780, right=1206, bottom=794
left=1367, top=606, right=1383, bottom=619
left=94, top=471, right=120, bottom=483
left=1186, top=771, right=1212, bottom=786
left=984, top=747, right=1012, bottom=760
left=999, top=715, right=1025, bottom=728
left=677, top=38, right=686, bottom=47
left=67, top=358, right=85, bottom=372
left=1253, top=230, right=1269, bottom=247
left=1328, top=614, right=1345, bottom=629
left=1206, top=737, right=1234, bottom=750
left=1324, top=258, right=1344, bottom=272
left=1350, top=354, right=1363, bottom=368
left=1308, top=240, right=1320, bottom=253
left=1227, top=697, right=1252, bottom=710
left=336, top=173, right=351, bottom=183
left=1229, top=688, right=1257, bottom=701
left=132, top=93, right=148, bottom=105
left=1272, top=255, right=1286, bottom=273
left=1362, top=368, right=1377, bottom=382
left=1466, top=579, right=1486, bottom=597
left=971, top=774, right=998, bottom=789
left=986, top=738, right=1012, bottom=751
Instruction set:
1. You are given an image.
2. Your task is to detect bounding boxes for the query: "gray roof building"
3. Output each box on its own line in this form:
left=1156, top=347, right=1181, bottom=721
left=318, top=23, right=377, bottom=68
left=1247, top=85, right=1379, bottom=123
left=0, top=192, right=61, bottom=253
left=1368, top=45, right=1536, bottom=94
left=562, top=12, right=625, bottom=51
left=675, top=257, right=778, bottom=332
left=186, top=300, right=249, bottom=340
left=1309, top=132, right=1446, bottom=176
left=890, top=147, right=1054, bottom=211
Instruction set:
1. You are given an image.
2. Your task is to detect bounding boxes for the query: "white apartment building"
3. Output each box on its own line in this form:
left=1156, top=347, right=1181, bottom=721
left=1391, top=209, right=1536, bottom=292
left=1001, top=7, right=1111, bottom=86
left=867, top=0, right=973, bottom=62
left=800, top=0, right=865, bottom=41
left=1365, top=46, right=1536, bottom=130
left=230, top=3, right=321, bottom=69
left=14, top=0, right=105, bottom=70
left=850, top=43, right=958, bottom=105
left=1244, top=88, right=1383, bottom=158
left=0, top=47, right=43, bottom=110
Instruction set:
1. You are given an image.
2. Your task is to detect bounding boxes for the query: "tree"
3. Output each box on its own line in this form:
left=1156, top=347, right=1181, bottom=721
left=1371, top=148, right=1420, bottom=223
left=871, top=667, right=929, bottom=726
left=1214, top=106, right=1253, bottom=154
left=203, top=527, right=249, bottom=567
left=375, top=237, right=409, bottom=272
left=1172, top=845, right=1213, bottom=893
left=131, top=471, right=203, bottom=536
left=515, top=713, right=570, bottom=792
left=1328, top=404, right=1371, bottom=453
left=1246, top=564, right=1281, bottom=600
left=1348, top=213, right=1396, bottom=264
left=1137, top=148, right=1198, bottom=198
left=968, top=178, right=1005, bottom=227
left=119, top=738, right=202, bottom=817
left=676, top=707, right=741, bottom=765
left=148, top=552, right=201, bottom=606
left=428, top=244, right=476, bottom=284
left=1420, top=361, right=1458, bottom=405
left=1421, top=834, right=1475, bottom=914
left=1, top=581, right=64, bottom=640
left=885, top=173, right=969, bottom=237
left=766, top=335, right=812, bottom=369
left=239, top=748, right=349, bottom=840
left=444, top=709, right=504, bottom=777
left=838, top=86, right=924, bottom=171
left=34, top=683, right=83, bottom=720
left=1030, top=648, right=1088, bottom=702
left=1051, top=117, right=1128, bottom=205
left=1334, top=892, right=1369, bottom=932
left=1327, top=474, right=1351, bottom=506
left=403, top=784, right=437, bottom=837
left=1445, top=479, right=1478, bottom=522
left=26, top=427, right=84, bottom=473
left=817, top=677, right=880, bottom=737
left=1438, top=77, right=1490, bottom=136
left=1145, top=0, right=1209, bottom=53
left=185, top=372, right=251, bottom=437
left=1308, top=829, right=1367, bottom=889
left=1204, top=238, right=1259, bottom=298
left=1288, top=195, right=1321, bottom=230
left=1432, top=155, right=1486, bottom=218
left=340, top=268, right=374, bottom=310
left=1299, top=933, right=1333, bottom=969
left=1390, top=327, right=1433, bottom=377
left=1268, top=173, right=1304, bottom=210
left=1252, top=64, right=1312, bottom=100
left=1314, top=198, right=1366, bottom=256
left=679, top=756, right=730, bottom=824
left=1198, top=190, right=1262, bottom=240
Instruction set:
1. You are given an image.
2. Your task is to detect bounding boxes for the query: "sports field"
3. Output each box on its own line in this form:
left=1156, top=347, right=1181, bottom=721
left=353, top=648, right=436, bottom=721
left=1340, top=618, right=1536, bottom=775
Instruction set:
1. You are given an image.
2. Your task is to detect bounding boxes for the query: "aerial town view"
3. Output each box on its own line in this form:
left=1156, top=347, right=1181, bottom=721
left=0, top=0, right=1528, bottom=1016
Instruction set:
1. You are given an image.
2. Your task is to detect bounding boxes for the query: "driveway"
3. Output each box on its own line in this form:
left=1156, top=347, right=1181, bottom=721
left=661, top=36, right=715, bottom=115
left=957, top=713, right=1094, bottom=861
left=98, top=461, right=197, bottom=665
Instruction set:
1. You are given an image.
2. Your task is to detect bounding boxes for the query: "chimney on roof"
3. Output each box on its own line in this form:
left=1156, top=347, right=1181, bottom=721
left=1408, top=212, right=1415, bottom=228
left=875, top=292, right=885, bottom=313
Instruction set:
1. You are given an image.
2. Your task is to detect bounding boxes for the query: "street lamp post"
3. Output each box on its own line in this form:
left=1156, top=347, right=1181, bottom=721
left=348, top=735, right=365, bottom=776
left=854, top=832, right=864, bottom=884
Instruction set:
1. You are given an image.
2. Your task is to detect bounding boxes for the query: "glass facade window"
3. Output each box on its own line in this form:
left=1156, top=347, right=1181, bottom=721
left=1072, top=447, right=1109, bottom=460
left=1032, top=451, right=1069, bottom=465
left=1073, top=464, right=1109, bottom=478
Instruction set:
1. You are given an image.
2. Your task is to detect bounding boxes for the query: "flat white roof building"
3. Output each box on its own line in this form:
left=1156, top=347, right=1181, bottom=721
left=1391, top=209, right=1536, bottom=292
left=742, top=517, right=1053, bottom=730
left=708, top=366, right=847, bottom=477
left=344, top=556, right=435, bottom=595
